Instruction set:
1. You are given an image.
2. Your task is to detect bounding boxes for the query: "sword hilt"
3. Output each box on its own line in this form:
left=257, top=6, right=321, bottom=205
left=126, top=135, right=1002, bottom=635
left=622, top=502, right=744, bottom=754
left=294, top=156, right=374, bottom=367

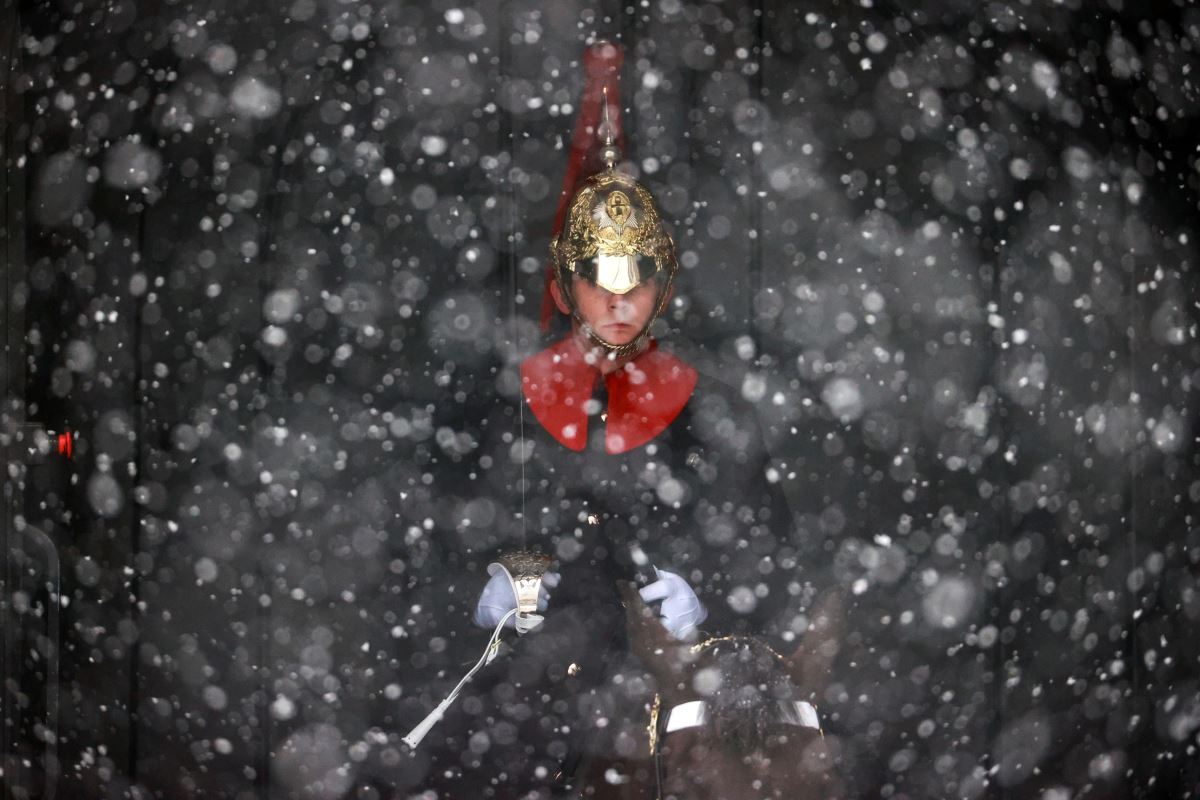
left=492, top=550, right=555, bottom=633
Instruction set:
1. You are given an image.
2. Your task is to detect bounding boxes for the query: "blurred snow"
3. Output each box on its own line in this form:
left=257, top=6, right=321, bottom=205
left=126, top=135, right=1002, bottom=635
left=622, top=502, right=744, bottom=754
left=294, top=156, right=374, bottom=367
left=6, top=0, right=1198, bottom=798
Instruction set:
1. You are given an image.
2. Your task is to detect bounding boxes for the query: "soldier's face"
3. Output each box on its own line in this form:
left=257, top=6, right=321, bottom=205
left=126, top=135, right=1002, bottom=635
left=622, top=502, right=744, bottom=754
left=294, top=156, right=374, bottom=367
left=569, top=275, right=658, bottom=345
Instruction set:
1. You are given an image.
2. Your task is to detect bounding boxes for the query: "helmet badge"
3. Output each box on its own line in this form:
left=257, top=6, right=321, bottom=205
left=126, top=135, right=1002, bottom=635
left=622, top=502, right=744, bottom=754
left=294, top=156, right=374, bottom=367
left=605, top=190, right=633, bottom=229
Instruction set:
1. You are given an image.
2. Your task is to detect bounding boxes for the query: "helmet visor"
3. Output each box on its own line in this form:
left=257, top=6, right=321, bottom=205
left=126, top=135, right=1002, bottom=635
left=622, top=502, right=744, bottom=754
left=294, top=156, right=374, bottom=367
left=573, top=252, right=661, bottom=295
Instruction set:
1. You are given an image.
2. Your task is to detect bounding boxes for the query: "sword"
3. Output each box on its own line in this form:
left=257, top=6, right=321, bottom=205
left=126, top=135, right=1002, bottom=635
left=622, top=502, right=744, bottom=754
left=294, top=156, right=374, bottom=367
left=402, top=550, right=554, bottom=750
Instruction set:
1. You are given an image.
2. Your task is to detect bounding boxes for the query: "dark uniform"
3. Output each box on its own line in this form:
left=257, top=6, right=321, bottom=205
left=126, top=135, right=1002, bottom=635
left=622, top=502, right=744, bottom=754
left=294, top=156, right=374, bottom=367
left=417, top=336, right=805, bottom=797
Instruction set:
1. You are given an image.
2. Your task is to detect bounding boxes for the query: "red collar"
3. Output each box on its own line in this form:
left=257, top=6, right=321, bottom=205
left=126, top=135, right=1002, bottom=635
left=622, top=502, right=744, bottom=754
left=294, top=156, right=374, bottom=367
left=520, top=338, right=698, bottom=455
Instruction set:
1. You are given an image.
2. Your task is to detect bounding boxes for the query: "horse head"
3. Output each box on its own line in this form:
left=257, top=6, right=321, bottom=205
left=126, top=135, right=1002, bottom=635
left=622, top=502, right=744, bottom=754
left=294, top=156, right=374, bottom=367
left=617, top=581, right=845, bottom=799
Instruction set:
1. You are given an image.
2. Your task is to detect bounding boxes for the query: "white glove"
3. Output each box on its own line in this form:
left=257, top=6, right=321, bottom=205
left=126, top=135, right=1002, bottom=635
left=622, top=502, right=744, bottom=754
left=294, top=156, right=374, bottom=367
left=638, top=567, right=707, bottom=640
left=473, top=569, right=561, bottom=630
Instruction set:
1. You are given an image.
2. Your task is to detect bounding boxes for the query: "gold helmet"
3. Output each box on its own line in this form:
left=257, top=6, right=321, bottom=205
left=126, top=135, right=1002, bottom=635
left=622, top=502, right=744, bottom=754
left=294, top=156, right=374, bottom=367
left=549, top=105, right=679, bottom=358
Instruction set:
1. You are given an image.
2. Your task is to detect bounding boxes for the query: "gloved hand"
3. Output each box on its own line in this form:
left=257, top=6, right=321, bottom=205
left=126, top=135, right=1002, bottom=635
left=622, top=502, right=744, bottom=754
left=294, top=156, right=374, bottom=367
left=639, top=567, right=707, bottom=640
left=473, top=569, right=561, bottom=630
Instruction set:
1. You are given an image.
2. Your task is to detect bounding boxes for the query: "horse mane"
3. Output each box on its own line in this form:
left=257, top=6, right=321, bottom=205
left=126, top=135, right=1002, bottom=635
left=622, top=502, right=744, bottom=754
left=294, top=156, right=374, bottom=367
left=693, top=637, right=802, bottom=753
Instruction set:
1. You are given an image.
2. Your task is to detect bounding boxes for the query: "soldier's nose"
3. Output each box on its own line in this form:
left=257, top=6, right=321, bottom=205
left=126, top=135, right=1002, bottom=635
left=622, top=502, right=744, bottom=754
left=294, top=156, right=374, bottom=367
left=610, top=294, right=633, bottom=316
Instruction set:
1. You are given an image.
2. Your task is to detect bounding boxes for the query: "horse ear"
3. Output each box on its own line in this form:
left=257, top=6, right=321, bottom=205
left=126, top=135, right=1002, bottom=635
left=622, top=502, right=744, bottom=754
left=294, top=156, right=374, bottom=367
left=617, top=580, right=688, bottom=698
left=785, top=589, right=844, bottom=698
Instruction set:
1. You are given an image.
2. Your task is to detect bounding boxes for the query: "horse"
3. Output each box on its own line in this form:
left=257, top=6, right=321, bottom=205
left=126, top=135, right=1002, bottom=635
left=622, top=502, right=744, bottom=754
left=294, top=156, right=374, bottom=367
left=571, top=582, right=846, bottom=799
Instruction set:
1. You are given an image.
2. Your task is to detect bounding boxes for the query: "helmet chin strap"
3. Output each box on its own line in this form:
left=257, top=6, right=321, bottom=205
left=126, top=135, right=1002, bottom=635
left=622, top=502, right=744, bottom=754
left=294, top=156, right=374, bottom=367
left=573, top=313, right=655, bottom=361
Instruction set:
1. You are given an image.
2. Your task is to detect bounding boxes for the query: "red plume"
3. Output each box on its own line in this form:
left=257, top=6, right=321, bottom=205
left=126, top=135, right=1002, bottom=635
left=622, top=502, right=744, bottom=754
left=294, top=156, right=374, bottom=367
left=539, top=41, right=626, bottom=331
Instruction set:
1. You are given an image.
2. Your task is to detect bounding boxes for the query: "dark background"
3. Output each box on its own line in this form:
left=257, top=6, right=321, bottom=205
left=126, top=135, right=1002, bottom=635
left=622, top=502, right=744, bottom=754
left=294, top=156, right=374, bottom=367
left=2, top=0, right=1199, bottom=797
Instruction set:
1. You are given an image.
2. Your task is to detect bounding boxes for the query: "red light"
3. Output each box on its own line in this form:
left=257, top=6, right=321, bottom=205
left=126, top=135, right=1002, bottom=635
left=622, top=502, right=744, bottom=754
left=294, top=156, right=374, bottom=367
left=57, top=431, right=73, bottom=460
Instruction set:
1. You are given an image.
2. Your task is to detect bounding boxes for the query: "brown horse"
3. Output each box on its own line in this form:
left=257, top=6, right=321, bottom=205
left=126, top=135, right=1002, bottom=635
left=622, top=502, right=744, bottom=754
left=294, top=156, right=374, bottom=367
left=572, top=583, right=845, bottom=799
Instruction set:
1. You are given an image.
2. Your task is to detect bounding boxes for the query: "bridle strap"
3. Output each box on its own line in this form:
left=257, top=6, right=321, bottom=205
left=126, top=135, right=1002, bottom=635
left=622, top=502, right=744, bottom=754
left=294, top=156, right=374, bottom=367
left=663, top=700, right=707, bottom=734
left=663, top=699, right=821, bottom=734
